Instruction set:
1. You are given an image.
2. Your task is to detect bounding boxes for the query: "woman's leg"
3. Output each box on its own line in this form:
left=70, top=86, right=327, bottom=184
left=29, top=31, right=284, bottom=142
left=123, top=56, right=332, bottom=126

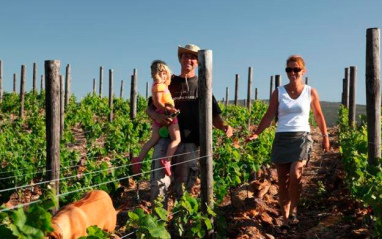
left=276, top=163, right=292, bottom=225
left=138, top=125, right=161, bottom=160
left=289, top=160, right=305, bottom=217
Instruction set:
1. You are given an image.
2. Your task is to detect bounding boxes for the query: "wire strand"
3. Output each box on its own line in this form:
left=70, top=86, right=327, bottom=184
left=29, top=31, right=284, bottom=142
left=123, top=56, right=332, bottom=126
left=0, top=154, right=210, bottom=213
left=0, top=150, right=201, bottom=194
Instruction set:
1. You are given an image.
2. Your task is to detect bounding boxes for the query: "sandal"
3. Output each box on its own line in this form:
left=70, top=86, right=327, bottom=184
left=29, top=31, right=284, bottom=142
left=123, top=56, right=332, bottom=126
left=160, top=158, right=172, bottom=176
left=288, top=214, right=299, bottom=226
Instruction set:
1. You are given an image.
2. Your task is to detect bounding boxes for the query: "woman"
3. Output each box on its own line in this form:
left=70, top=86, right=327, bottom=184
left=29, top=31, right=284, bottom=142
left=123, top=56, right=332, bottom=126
left=248, top=55, right=330, bottom=233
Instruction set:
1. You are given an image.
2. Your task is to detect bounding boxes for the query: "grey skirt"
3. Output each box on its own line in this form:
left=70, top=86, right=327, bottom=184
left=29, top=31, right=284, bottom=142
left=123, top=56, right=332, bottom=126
left=271, top=131, right=313, bottom=164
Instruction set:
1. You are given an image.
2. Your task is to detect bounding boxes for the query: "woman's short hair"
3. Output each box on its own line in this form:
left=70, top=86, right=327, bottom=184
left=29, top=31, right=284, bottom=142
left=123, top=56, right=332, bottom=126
left=151, top=60, right=172, bottom=84
left=286, top=55, right=306, bottom=70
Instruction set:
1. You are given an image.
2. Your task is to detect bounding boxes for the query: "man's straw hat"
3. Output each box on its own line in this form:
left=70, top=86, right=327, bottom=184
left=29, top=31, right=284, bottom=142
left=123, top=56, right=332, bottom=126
left=177, top=44, right=200, bottom=62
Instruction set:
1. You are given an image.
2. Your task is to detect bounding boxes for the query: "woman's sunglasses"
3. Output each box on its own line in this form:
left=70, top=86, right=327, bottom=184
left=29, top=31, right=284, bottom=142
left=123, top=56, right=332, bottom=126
left=285, top=67, right=302, bottom=73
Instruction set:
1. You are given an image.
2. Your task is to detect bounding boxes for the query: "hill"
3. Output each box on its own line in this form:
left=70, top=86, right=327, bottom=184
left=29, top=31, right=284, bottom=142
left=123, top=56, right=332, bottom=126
left=225, top=100, right=366, bottom=127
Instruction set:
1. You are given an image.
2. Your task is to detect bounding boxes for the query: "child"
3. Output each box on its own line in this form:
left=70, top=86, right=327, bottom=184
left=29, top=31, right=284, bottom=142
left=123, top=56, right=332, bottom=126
left=132, top=60, right=180, bottom=176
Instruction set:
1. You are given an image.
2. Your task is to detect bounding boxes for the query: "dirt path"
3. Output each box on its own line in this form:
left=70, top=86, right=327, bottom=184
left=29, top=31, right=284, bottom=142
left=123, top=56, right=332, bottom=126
left=223, top=127, right=372, bottom=239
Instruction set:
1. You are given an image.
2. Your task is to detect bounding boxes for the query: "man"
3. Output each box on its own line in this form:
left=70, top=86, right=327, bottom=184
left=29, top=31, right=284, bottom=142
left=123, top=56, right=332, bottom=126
left=134, top=44, right=233, bottom=206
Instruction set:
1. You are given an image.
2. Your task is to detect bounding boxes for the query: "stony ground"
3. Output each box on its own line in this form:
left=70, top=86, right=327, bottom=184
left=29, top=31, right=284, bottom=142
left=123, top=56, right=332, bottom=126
left=221, top=127, right=373, bottom=239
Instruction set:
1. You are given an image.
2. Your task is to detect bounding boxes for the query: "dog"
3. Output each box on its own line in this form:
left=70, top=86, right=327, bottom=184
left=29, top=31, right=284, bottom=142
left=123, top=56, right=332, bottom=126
left=48, top=190, right=119, bottom=239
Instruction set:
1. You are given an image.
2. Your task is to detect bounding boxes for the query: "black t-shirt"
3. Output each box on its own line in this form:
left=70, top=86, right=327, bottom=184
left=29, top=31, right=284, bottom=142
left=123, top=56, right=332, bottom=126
left=168, top=75, right=222, bottom=146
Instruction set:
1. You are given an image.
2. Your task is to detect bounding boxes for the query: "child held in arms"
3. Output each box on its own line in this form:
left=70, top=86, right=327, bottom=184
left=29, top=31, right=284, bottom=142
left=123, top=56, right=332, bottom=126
left=133, top=60, right=180, bottom=176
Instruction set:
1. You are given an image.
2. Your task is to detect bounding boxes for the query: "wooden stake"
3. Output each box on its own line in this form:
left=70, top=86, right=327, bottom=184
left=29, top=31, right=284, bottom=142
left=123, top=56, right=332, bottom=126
left=93, top=78, right=96, bottom=95
left=247, top=67, right=253, bottom=110
left=235, top=74, right=239, bottom=106
left=99, top=66, right=103, bottom=97
left=64, top=64, right=71, bottom=109
left=120, top=80, right=124, bottom=99
left=60, top=75, right=64, bottom=138
left=146, top=82, right=149, bottom=99
left=366, top=28, right=381, bottom=164
left=198, top=49, right=214, bottom=237
left=130, top=70, right=137, bottom=120
left=269, top=76, right=274, bottom=101
left=225, top=87, right=229, bottom=107
left=349, top=66, right=357, bottom=128
left=344, top=67, right=350, bottom=108
left=20, top=65, right=26, bottom=119
left=45, top=60, right=61, bottom=212
left=13, top=73, right=17, bottom=93
left=109, top=70, right=113, bottom=122
left=33, top=62, right=37, bottom=94
left=41, top=75, right=44, bottom=92
left=275, top=75, right=281, bottom=88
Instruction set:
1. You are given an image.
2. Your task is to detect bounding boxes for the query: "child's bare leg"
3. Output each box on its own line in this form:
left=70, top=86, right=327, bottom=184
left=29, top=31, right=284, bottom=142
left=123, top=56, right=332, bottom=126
left=160, top=123, right=181, bottom=176
left=166, top=123, right=181, bottom=160
left=137, top=125, right=161, bottom=160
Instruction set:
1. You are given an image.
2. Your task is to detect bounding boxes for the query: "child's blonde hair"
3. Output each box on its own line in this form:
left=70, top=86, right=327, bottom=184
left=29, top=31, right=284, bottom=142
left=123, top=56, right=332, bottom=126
left=151, top=60, right=172, bottom=85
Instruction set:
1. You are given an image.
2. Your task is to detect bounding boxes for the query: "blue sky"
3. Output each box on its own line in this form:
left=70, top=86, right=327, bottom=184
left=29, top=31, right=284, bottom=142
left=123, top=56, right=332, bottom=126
left=1, top=1, right=381, bottom=104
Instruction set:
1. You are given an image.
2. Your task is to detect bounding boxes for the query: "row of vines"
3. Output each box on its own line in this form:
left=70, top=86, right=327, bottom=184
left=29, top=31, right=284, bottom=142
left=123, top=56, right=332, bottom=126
left=0, top=90, right=274, bottom=238
left=337, top=106, right=382, bottom=237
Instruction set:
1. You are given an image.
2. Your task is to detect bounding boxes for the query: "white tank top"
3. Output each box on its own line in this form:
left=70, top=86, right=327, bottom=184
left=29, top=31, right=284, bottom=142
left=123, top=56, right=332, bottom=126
left=276, top=85, right=311, bottom=133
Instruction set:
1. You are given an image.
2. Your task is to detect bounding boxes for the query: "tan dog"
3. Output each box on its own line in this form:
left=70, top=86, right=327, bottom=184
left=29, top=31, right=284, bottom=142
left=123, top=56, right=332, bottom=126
left=48, top=190, right=118, bottom=239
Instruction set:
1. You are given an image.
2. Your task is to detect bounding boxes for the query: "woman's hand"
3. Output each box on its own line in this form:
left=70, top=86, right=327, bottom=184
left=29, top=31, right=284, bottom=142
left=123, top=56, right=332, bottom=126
left=322, top=136, right=330, bottom=152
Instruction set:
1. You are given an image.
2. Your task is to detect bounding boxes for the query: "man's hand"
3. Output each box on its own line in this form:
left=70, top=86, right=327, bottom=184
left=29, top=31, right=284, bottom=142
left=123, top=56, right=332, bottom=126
left=224, top=125, right=233, bottom=138
left=132, top=157, right=142, bottom=174
left=154, top=112, right=173, bottom=126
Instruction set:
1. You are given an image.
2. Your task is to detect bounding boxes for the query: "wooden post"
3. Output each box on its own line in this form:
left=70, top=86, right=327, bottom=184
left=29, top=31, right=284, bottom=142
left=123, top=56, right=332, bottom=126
left=234, top=74, right=239, bottom=106
left=60, top=75, right=64, bottom=138
left=41, top=75, right=44, bottom=92
left=275, top=75, right=281, bottom=122
left=20, top=65, right=26, bottom=119
left=99, top=66, right=103, bottom=97
left=269, top=76, right=274, bottom=101
left=198, top=50, right=214, bottom=237
left=305, top=76, right=309, bottom=85
left=120, top=80, right=124, bottom=99
left=225, top=87, right=229, bottom=107
left=93, top=78, right=96, bottom=95
left=275, top=75, right=281, bottom=88
left=146, top=82, right=149, bottom=99
left=0, top=60, right=3, bottom=102
left=247, top=67, right=253, bottom=110
left=349, top=66, right=357, bottom=128
left=255, top=88, right=258, bottom=100
left=45, top=60, right=61, bottom=212
left=64, top=64, right=71, bottom=109
left=341, top=78, right=346, bottom=105
left=130, top=69, right=137, bottom=120
left=344, top=68, right=350, bottom=108
left=109, top=70, right=113, bottom=122
left=33, top=62, right=37, bottom=94
left=13, top=73, right=17, bottom=93
left=366, top=28, right=381, bottom=165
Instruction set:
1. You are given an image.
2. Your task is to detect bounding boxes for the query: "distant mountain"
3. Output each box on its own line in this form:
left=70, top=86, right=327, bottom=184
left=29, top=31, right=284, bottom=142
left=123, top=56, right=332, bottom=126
left=320, top=101, right=366, bottom=127
left=223, top=100, right=366, bottom=127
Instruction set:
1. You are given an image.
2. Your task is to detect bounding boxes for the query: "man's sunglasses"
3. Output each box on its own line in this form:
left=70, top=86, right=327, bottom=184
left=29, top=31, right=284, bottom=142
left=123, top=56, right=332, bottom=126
left=285, top=67, right=302, bottom=73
